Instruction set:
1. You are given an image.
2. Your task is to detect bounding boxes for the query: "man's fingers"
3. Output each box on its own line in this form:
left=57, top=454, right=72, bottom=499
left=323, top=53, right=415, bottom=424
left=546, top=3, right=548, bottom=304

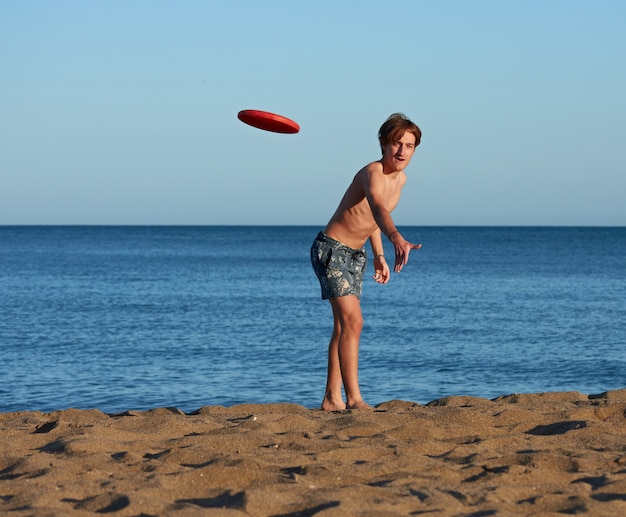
left=373, top=270, right=390, bottom=283
left=393, top=242, right=422, bottom=272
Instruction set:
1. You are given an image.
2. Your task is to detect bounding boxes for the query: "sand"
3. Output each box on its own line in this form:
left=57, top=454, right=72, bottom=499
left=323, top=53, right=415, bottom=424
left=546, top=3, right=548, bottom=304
left=1, top=390, right=625, bottom=516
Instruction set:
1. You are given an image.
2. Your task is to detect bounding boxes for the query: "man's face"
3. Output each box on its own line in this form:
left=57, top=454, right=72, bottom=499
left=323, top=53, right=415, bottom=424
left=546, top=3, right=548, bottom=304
left=382, top=130, right=417, bottom=171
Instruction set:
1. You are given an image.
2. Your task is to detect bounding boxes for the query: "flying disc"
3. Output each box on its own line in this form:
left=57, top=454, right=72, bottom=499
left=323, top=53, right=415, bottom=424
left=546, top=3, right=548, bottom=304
left=237, top=109, right=300, bottom=134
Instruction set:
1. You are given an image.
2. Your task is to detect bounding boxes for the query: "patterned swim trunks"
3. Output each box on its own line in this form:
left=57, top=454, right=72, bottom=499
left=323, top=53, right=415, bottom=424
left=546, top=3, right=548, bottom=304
left=310, top=232, right=367, bottom=300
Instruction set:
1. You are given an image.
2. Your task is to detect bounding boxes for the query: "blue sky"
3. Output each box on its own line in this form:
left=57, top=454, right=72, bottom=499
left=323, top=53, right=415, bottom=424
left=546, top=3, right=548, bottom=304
left=2, top=1, right=625, bottom=226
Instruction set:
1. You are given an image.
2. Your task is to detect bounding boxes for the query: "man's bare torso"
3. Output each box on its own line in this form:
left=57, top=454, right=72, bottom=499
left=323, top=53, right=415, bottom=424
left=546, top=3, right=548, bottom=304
left=324, top=161, right=405, bottom=249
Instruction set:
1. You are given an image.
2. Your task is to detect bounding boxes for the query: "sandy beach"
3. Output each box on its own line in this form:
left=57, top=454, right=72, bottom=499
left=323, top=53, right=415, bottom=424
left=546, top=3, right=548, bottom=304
left=1, top=390, right=625, bottom=516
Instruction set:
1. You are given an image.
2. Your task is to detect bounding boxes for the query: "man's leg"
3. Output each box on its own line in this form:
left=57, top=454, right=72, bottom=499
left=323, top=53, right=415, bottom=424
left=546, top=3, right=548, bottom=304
left=329, top=295, right=371, bottom=409
left=321, top=304, right=346, bottom=411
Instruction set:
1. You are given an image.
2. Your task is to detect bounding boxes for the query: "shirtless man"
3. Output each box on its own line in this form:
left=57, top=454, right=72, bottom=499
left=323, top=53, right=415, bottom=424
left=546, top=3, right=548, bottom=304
left=311, top=113, right=423, bottom=410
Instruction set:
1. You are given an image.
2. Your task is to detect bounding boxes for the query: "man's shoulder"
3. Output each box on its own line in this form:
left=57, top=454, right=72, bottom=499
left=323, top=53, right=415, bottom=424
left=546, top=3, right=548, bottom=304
left=355, top=161, right=383, bottom=179
left=365, top=160, right=383, bottom=173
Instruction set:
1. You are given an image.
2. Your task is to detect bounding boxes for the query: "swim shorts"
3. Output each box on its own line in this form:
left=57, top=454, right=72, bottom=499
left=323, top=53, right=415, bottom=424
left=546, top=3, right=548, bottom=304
left=310, top=232, right=367, bottom=300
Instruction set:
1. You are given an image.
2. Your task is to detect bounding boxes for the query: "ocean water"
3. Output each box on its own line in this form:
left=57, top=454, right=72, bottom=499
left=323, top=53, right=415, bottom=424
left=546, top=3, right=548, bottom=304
left=1, top=226, right=624, bottom=414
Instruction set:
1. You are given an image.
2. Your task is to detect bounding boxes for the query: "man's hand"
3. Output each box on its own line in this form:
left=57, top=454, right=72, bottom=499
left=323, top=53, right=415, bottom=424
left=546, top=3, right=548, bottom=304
left=390, top=232, right=422, bottom=273
left=372, top=255, right=390, bottom=284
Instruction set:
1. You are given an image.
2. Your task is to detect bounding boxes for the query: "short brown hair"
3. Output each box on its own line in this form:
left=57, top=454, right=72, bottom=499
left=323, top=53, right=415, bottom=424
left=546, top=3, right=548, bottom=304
left=378, top=113, right=421, bottom=153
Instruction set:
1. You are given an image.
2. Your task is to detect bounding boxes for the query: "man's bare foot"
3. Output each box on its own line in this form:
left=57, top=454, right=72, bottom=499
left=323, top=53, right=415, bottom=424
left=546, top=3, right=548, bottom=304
left=321, top=394, right=347, bottom=411
left=346, top=399, right=373, bottom=410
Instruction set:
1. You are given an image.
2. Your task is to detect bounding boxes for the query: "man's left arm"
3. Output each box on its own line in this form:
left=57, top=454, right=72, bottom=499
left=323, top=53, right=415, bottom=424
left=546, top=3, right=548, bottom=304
left=364, top=168, right=422, bottom=273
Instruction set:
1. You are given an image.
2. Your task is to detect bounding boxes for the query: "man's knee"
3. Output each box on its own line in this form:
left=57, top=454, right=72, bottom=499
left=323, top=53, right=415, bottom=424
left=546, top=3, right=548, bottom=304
left=333, top=299, right=363, bottom=333
left=344, top=312, right=363, bottom=333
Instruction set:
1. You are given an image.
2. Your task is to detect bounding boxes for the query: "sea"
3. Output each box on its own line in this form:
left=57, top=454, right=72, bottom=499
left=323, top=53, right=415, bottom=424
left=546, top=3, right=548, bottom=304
left=1, top=226, right=624, bottom=414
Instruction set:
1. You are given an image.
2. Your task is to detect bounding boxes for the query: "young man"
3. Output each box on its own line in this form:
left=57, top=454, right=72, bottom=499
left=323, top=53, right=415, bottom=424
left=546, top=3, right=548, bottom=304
left=311, top=113, right=422, bottom=410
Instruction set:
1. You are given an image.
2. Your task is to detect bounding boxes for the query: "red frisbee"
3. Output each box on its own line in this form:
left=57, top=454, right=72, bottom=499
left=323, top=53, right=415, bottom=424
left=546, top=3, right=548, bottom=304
left=237, top=109, right=300, bottom=134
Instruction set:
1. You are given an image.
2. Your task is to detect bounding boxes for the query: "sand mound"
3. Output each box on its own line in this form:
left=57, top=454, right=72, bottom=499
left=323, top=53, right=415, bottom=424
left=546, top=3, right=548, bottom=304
left=2, top=390, right=625, bottom=515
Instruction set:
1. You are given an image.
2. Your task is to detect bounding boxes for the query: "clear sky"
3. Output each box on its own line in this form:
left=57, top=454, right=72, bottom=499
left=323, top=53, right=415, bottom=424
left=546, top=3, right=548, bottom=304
left=2, top=1, right=625, bottom=226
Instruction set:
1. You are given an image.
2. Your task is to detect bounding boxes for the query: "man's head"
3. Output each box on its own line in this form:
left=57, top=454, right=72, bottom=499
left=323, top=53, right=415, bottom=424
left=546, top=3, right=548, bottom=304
left=378, top=113, right=421, bottom=155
